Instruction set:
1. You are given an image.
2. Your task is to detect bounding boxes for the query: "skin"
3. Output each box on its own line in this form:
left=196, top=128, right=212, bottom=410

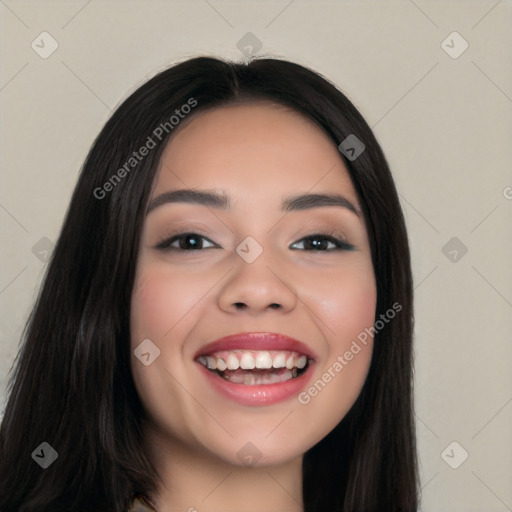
left=130, top=102, right=377, bottom=512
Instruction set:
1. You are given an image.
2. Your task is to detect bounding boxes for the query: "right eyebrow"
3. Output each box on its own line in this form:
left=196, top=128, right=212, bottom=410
left=146, top=189, right=229, bottom=214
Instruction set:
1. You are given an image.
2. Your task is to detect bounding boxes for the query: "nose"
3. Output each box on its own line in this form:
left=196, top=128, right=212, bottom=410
left=217, top=249, right=298, bottom=315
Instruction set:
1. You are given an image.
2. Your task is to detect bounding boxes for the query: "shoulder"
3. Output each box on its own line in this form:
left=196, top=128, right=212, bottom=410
left=129, top=495, right=156, bottom=512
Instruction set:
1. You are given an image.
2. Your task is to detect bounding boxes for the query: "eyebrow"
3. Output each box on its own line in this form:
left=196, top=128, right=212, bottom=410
left=146, top=189, right=360, bottom=216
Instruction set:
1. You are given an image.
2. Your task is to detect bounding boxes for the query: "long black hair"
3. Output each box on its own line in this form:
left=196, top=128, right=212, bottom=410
left=0, top=56, right=418, bottom=511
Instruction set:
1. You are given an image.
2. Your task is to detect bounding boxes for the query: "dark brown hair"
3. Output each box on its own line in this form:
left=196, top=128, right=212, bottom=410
left=0, top=56, right=418, bottom=511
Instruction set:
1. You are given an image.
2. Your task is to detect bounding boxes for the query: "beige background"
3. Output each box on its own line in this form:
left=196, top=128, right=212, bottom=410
left=1, top=1, right=511, bottom=510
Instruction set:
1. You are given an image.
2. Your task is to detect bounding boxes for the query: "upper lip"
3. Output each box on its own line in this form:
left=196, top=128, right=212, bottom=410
left=195, top=332, right=317, bottom=360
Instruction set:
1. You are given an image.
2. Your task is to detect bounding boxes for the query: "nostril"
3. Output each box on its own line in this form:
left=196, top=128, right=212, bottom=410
left=232, top=302, right=281, bottom=310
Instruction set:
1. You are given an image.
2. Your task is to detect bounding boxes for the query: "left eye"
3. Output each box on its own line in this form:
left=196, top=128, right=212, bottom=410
left=290, top=234, right=354, bottom=251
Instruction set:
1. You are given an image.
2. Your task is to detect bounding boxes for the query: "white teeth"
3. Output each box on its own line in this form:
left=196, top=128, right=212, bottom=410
left=263, top=373, right=279, bottom=384
left=224, top=369, right=295, bottom=385
left=198, top=350, right=311, bottom=374
left=226, top=353, right=239, bottom=370
left=283, top=370, right=294, bottom=382
left=255, top=351, right=272, bottom=369
left=297, top=356, right=307, bottom=369
left=272, top=353, right=286, bottom=368
left=244, top=373, right=255, bottom=385
left=240, top=352, right=255, bottom=370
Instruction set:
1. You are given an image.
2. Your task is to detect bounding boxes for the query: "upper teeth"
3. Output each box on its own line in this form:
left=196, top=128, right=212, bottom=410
left=198, top=350, right=308, bottom=371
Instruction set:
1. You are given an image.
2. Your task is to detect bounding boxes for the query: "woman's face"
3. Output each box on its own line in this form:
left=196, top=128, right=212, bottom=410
left=130, top=102, right=376, bottom=467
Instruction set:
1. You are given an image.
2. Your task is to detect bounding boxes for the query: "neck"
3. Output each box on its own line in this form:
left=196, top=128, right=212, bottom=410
left=143, top=423, right=304, bottom=512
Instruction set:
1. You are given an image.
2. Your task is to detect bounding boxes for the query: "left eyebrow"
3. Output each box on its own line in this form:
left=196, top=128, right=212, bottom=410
left=282, top=193, right=359, bottom=216
left=146, top=189, right=360, bottom=216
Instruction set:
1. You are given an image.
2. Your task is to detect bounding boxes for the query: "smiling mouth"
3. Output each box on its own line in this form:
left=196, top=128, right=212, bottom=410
left=197, top=350, right=313, bottom=385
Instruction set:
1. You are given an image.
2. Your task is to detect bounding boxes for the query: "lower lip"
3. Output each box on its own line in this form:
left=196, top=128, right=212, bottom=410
left=197, top=362, right=315, bottom=406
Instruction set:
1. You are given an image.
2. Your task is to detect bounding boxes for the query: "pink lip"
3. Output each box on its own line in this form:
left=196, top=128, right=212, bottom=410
left=197, top=362, right=315, bottom=406
left=195, top=332, right=317, bottom=359
left=194, top=332, right=316, bottom=406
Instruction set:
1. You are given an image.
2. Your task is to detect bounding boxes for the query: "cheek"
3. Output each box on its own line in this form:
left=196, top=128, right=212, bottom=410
left=130, top=267, right=193, bottom=403
left=292, top=262, right=376, bottom=435
left=324, top=280, right=376, bottom=346
left=131, top=265, right=203, bottom=342
left=130, top=266, right=208, bottom=439
left=131, top=271, right=169, bottom=340
left=322, top=265, right=376, bottom=380
left=311, top=261, right=377, bottom=347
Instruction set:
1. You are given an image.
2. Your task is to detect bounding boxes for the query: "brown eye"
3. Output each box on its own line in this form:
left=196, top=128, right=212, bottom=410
left=155, top=232, right=217, bottom=251
left=290, top=234, right=354, bottom=251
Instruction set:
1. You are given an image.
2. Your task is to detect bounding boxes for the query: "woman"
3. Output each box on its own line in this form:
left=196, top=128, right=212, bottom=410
left=0, top=56, right=418, bottom=511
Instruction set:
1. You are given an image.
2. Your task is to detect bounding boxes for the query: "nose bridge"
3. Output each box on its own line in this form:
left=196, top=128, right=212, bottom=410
left=217, top=236, right=297, bottom=313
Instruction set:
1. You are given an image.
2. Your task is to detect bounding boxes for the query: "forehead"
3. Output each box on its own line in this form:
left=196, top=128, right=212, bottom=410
left=152, top=102, right=357, bottom=204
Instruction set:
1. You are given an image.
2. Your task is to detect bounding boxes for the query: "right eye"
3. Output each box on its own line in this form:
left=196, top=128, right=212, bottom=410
left=155, top=232, right=218, bottom=251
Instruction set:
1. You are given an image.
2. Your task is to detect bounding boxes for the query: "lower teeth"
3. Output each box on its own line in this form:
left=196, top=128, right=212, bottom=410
left=219, top=368, right=299, bottom=385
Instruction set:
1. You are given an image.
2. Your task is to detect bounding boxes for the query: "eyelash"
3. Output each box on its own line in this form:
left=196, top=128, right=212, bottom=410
left=154, top=230, right=355, bottom=252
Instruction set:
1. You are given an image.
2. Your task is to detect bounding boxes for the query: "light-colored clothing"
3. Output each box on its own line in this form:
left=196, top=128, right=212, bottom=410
left=129, top=495, right=156, bottom=511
